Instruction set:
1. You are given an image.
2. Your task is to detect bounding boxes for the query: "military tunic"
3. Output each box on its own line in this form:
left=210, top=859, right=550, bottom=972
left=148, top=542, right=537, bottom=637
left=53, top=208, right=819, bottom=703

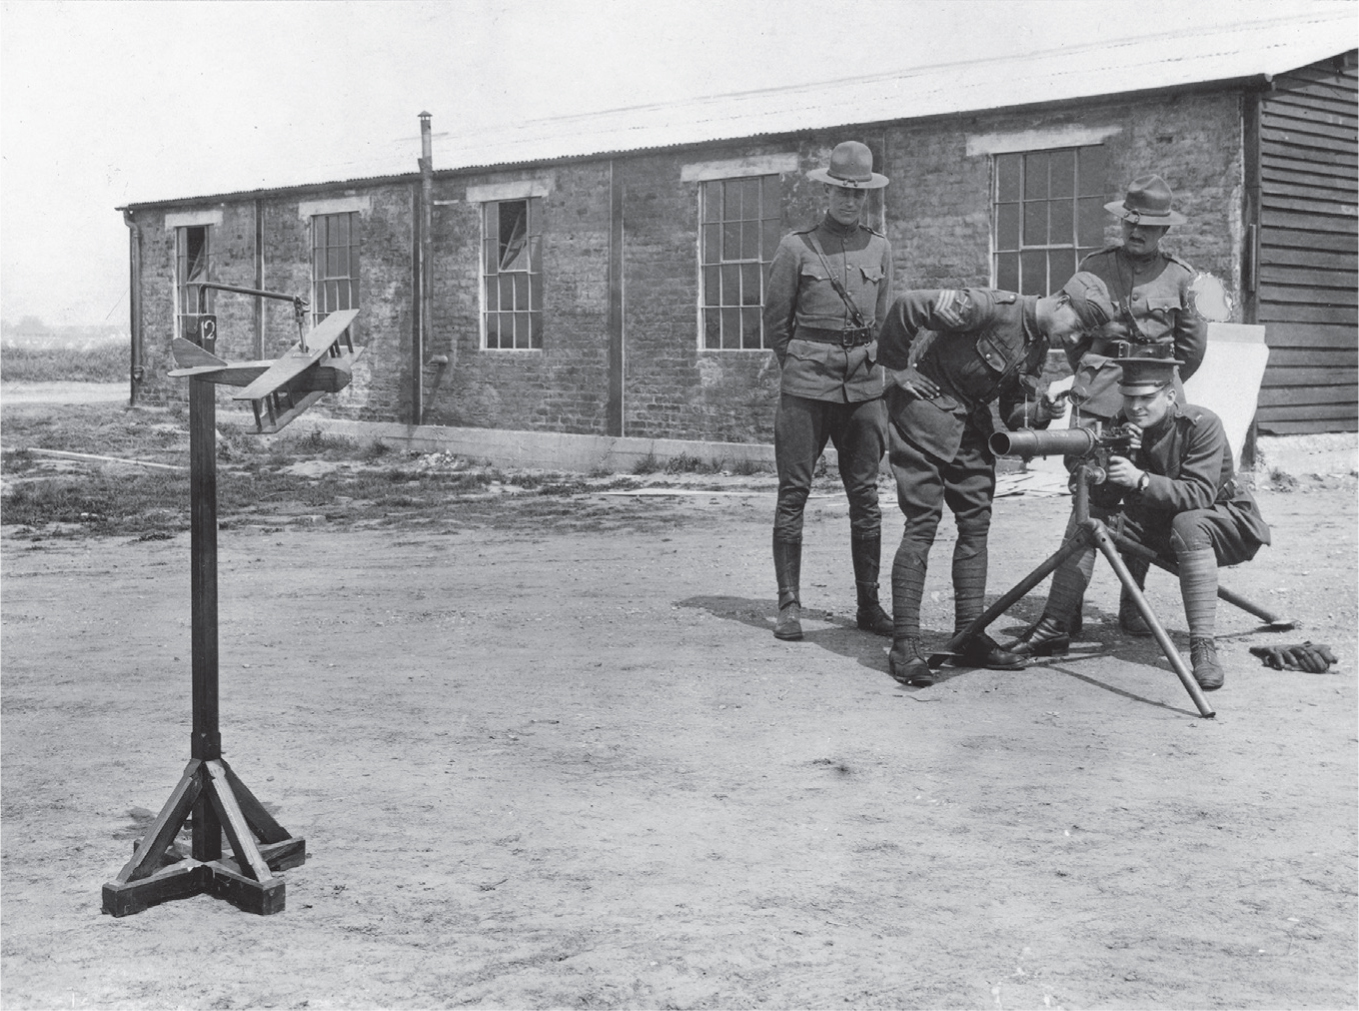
left=1091, top=402, right=1270, bottom=564
left=767, top=214, right=893, bottom=543
left=875, top=288, right=1055, bottom=635
left=1067, top=245, right=1208, bottom=420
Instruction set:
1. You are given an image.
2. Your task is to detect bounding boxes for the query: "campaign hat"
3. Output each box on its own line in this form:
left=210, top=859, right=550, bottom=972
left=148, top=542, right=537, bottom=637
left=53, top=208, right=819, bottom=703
left=1119, top=357, right=1184, bottom=396
left=1059, top=271, right=1115, bottom=329
left=807, top=141, right=889, bottom=190
left=1104, top=174, right=1186, bottom=227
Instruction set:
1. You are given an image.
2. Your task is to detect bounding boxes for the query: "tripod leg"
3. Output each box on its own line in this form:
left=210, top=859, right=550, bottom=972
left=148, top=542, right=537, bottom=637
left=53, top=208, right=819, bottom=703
left=204, top=760, right=274, bottom=883
left=114, top=760, right=203, bottom=884
left=1090, top=523, right=1215, bottom=718
left=932, top=531, right=1093, bottom=663
left=1109, top=532, right=1294, bottom=629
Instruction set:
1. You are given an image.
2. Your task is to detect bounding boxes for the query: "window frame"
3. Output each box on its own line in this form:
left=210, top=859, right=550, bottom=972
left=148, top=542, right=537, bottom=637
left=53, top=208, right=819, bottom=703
left=480, top=196, right=544, bottom=351
left=310, top=211, right=360, bottom=327
left=990, top=145, right=1109, bottom=296
left=173, top=224, right=213, bottom=339
left=697, top=173, right=785, bottom=352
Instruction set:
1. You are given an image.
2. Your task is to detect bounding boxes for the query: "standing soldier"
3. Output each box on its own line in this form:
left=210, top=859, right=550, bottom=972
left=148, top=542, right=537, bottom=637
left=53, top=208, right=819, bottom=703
left=876, top=274, right=1116, bottom=686
left=1065, top=173, right=1209, bottom=636
left=765, top=141, right=893, bottom=642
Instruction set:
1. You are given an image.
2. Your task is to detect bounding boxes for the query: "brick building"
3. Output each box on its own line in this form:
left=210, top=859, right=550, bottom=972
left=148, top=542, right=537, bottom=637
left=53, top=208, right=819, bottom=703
left=121, top=17, right=1357, bottom=447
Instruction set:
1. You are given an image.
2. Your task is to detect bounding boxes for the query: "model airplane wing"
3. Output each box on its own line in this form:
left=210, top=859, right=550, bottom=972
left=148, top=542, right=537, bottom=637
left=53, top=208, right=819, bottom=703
left=232, top=309, right=360, bottom=403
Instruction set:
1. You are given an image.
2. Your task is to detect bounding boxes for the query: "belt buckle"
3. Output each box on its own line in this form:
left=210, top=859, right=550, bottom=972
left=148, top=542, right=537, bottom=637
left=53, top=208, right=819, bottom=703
left=842, top=327, right=868, bottom=347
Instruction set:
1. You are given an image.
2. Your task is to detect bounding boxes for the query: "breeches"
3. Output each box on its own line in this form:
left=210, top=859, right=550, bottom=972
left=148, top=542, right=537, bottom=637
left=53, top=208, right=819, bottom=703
left=773, top=393, right=886, bottom=541
left=888, top=421, right=995, bottom=549
left=1107, top=502, right=1263, bottom=567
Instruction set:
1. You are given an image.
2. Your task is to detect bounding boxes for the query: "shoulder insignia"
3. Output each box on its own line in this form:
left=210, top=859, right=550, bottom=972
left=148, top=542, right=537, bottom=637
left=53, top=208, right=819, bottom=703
left=992, top=290, right=1018, bottom=304
left=933, top=288, right=970, bottom=329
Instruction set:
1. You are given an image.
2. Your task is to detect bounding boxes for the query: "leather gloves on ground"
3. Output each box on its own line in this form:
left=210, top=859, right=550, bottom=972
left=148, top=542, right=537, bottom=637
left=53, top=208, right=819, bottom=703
left=1249, top=642, right=1338, bottom=673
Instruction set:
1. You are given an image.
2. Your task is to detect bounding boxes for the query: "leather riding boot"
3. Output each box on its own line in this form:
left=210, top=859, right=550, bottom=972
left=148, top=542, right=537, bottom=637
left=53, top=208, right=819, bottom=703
left=888, top=636, right=934, bottom=686
left=956, top=632, right=1025, bottom=670
left=773, top=535, right=803, bottom=641
left=1190, top=637, right=1225, bottom=691
left=1004, top=614, right=1070, bottom=657
left=1118, top=555, right=1152, bottom=636
left=851, top=535, right=892, bottom=636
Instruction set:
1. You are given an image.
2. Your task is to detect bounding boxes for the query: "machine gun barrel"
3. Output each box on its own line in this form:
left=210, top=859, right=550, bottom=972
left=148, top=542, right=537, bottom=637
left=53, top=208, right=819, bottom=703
left=989, top=427, right=1099, bottom=458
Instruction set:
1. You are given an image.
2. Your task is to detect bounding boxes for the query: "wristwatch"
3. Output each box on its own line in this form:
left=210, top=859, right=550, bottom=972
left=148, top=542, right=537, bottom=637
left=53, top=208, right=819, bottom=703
left=1136, top=472, right=1150, bottom=493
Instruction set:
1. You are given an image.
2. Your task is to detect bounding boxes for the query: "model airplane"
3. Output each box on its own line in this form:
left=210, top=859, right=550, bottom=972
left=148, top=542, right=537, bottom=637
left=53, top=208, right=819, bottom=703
left=169, top=308, right=362, bottom=434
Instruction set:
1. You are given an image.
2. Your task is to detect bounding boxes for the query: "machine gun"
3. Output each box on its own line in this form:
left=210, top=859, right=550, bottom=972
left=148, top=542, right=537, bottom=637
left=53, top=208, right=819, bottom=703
left=989, top=424, right=1138, bottom=486
left=927, top=425, right=1295, bottom=720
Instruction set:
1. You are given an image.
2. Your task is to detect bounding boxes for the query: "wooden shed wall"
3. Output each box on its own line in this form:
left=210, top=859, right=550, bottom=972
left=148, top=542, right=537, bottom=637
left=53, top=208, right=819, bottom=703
left=1254, top=50, right=1358, bottom=435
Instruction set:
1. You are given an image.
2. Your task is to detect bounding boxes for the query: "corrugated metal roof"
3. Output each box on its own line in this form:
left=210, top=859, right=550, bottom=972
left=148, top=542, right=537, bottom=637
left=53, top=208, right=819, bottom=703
left=427, top=12, right=1353, bottom=170
left=128, top=12, right=1353, bottom=208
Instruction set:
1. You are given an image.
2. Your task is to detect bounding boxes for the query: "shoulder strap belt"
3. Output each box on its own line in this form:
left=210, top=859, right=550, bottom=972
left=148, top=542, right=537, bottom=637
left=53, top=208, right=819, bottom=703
left=805, top=230, right=869, bottom=329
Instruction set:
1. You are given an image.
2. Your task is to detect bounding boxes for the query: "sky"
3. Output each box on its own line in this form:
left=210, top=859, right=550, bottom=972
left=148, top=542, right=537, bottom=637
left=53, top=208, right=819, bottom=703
left=1, top=0, right=1353, bottom=327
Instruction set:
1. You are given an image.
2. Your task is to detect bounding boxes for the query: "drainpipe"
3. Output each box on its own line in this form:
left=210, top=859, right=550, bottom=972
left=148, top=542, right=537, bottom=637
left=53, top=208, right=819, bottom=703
left=122, top=208, right=143, bottom=405
left=414, top=111, right=434, bottom=425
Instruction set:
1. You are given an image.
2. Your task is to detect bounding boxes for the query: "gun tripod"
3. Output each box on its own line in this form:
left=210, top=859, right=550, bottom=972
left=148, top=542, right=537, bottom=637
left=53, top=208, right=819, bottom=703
left=933, top=464, right=1294, bottom=719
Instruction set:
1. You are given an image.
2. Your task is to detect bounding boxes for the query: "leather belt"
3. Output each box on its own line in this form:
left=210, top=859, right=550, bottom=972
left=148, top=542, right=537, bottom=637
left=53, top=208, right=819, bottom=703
left=795, top=326, right=875, bottom=347
left=1090, top=337, right=1174, bottom=360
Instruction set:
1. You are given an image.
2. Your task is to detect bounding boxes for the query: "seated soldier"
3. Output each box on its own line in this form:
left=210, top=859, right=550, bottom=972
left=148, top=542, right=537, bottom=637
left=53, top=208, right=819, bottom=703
left=1004, top=357, right=1271, bottom=690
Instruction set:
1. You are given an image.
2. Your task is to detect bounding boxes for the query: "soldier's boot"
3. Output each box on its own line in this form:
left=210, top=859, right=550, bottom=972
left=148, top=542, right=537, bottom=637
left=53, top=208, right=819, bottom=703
left=851, top=534, right=893, bottom=637
left=773, top=534, right=804, bottom=641
left=888, top=636, right=934, bottom=687
left=1179, top=546, right=1224, bottom=690
left=1005, top=614, right=1070, bottom=658
left=949, top=529, right=1021, bottom=668
left=1003, top=543, right=1093, bottom=656
left=1118, top=555, right=1153, bottom=636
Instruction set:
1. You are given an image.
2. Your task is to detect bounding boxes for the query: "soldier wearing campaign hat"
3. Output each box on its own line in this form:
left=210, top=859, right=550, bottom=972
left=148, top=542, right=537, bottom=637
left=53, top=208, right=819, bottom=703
left=1006, top=357, right=1271, bottom=692
left=766, top=141, right=894, bottom=643
left=1064, top=173, right=1210, bottom=635
left=872, top=272, right=1115, bottom=686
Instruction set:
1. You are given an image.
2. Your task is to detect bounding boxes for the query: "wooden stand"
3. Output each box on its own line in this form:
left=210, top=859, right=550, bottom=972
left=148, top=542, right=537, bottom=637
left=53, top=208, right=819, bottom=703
left=103, top=331, right=305, bottom=916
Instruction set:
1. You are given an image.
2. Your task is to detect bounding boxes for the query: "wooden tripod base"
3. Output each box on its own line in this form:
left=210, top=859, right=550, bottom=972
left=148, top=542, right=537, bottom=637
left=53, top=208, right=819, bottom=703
left=102, top=757, right=305, bottom=917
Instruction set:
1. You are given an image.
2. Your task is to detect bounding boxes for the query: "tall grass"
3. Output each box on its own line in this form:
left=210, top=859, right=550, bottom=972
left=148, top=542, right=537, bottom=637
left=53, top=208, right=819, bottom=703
left=0, top=341, right=126, bottom=383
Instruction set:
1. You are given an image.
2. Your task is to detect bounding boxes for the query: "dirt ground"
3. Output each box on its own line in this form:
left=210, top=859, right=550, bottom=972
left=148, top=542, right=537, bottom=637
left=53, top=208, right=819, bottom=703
left=2, top=463, right=1356, bottom=1009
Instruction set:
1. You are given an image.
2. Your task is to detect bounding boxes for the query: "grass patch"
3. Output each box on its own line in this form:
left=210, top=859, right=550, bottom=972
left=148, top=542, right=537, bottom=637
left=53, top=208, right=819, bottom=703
left=1, top=341, right=126, bottom=383
left=632, top=452, right=660, bottom=475
left=729, top=457, right=772, bottom=477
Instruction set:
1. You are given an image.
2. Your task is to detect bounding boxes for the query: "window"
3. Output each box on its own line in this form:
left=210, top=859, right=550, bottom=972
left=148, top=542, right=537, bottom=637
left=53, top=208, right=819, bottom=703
left=174, top=225, right=213, bottom=336
left=993, top=146, right=1108, bottom=296
left=312, top=212, right=360, bottom=323
left=482, top=198, right=543, bottom=349
left=700, top=175, right=782, bottom=350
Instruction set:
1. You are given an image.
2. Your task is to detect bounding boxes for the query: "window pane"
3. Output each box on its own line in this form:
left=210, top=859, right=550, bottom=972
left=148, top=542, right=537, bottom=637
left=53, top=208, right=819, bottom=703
left=741, top=262, right=762, bottom=304
left=513, top=273, right=530, bottom=310
left=1078, top=145, right=1108, bottom=196
left=486, top=276, right=499, bottom=311
left=722, top=221, right=740, bottom=260
left=703, top=223, right=720, bottom=265
left=513, top=313, right=531, bottom=349
left=721, top=263, right=739, bottom=305
left=762, top=219, right=782, bottom=261
left=1024, top=152, right=1049, bottom=199
left=1077, top=197, right=1105, bottom=248
left=1050, top=248, right=1076, bottom=287
left=1020, top=250, right=1047, bottom=296
left=702, top=181, right=721, bottom=223
left=722, top=308, right=740, bottom=350
left=499, top=274, right=515, bottom=307
left=704, top=265, right=720, bottom=305
left=486, top=314, right=501, bottom=349
left=1024, top=200, right=1047, bottom=245
left=1050, top=199, right=1074, bottom=245
left=742, top=307, right=762, bottom=348
left=740, top=221, right=758, bottom=260
left=996, top=251, right=1019, bottom=292
left=761, top=178, right=781, bottom=220
left=530, top=278, right=543, bottom=312
left=741, top=178, right=761, bottom=220
left=996, top=203, right=1019, bottom=250
left=349, top=248, right=360, bottom=281
left=996, top=153, right=1021, bottom=202
left=527, top=236, right=542, bottom=273
left=1049, top=150, right=1075, bottom=198
left=529, top=313, right=542, bottom=348
left=704, top=308, right=721, bottom=349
